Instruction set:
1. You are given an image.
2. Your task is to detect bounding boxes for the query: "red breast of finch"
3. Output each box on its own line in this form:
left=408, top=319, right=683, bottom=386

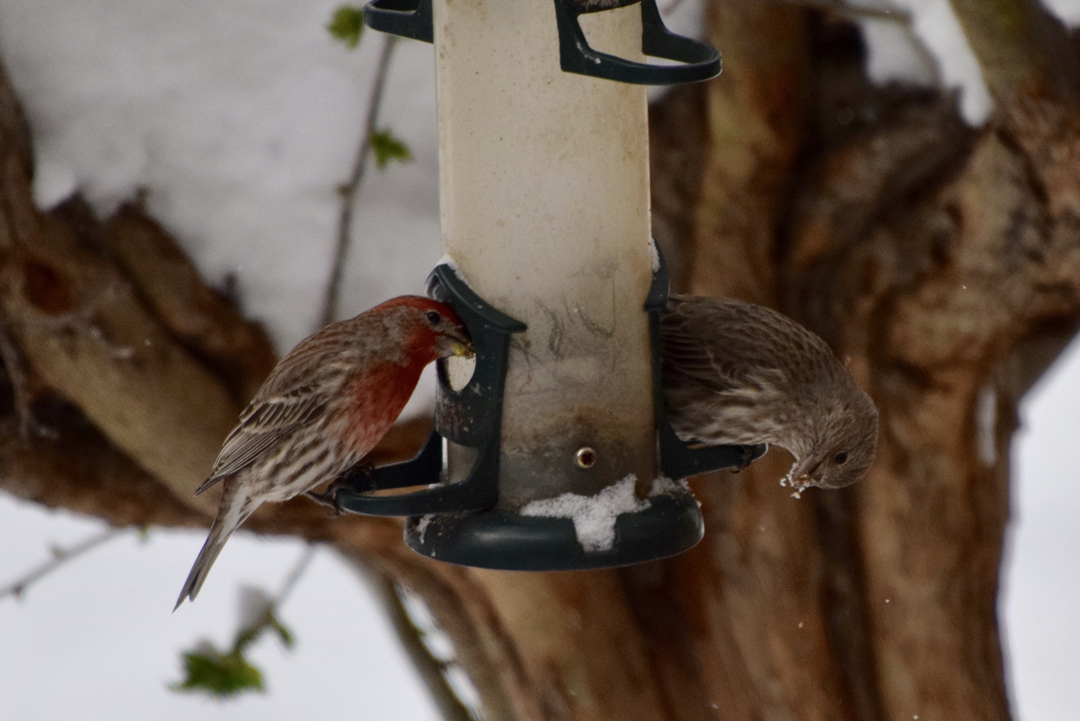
left=175, top=296, right=472, bottom=609
left=661, top=294, right=878, bottom=492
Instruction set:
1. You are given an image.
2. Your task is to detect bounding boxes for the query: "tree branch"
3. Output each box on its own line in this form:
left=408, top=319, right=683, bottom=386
left=102, top=201, right=278, bottom=402
left=340, top=547, right=532, bottom=721
left=366, top=568, right=478, bottom=721
left=0, top=193, right=242, bottom=514
left=0, top=526, right=127, bottom=601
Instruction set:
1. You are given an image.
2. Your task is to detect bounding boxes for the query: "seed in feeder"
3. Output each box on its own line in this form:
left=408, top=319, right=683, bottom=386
left=575, top=446, right=597, bottom=469
left=661, top=294, right=879, bottom=490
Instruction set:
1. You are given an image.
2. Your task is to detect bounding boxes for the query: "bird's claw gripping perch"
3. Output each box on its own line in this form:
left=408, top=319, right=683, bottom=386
left=728, top=444, right=766, bottom=474
left=306, top=463, right=377, bottom=515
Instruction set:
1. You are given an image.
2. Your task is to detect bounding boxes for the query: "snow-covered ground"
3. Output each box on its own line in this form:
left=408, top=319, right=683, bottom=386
left=0, top=1, right=1078, bottom=719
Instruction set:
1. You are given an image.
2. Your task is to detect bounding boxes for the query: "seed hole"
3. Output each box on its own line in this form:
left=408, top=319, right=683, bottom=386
left=574, top=447, right=596, bottom=469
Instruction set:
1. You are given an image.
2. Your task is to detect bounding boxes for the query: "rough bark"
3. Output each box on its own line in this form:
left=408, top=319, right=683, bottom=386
left=3, top=2, right=1080, bottom=721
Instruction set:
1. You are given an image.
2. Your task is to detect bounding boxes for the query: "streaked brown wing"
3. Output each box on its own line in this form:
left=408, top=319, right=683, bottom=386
left=661, top=295, right=780, bottom=395
left=195, top=387, right=329, bottom=494
left=661, top=325, right=735, bottom=393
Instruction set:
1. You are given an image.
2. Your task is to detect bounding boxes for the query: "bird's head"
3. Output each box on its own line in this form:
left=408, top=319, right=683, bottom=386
left=381, top=296, right=473, bottom=362
left=785, top=386, right=879, bottom=491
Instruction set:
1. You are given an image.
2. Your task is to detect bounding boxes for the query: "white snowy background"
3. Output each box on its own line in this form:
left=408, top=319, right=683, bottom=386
left=1, top=0, right=1078, bottom=719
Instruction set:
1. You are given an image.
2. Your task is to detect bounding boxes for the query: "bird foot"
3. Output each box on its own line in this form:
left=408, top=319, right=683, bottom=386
left=305, top=462, right=376, bottom=515
left=729, top=445, right=758, bottom=474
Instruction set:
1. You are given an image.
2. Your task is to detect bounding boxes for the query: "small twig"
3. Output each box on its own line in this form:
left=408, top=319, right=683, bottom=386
left=320, top=35, right=400, bottom=328
left=335, top=553, right=477, bottom=721
left=371, top=573, right=477, bottom=721
left=274, top=541, right=317, bottom=608
left=0, top=526, right=128, bottom=601
left=231, top=542, right=317, bottom=654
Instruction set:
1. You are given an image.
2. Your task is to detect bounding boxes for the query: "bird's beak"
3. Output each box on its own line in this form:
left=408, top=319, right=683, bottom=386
left=447, top=328, right=474, bottom=358
left=789, top=454, right=824, bottom=487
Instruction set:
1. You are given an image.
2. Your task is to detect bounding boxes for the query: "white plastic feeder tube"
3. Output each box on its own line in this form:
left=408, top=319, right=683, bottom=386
left=435, top=0, right=656, bottom=507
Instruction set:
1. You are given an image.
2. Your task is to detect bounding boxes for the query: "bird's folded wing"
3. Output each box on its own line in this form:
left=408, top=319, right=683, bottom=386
left=661, top=310, right=747, bottom=394
left=661, top=297, right=787, bottom=396
left=195, top=387, right=329, bottom=494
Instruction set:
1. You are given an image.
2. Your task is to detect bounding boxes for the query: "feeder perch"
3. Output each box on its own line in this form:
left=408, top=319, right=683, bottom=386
left=332, top=254, right=764, bottom=569
left=329, top=0, right=756, bottom=570
left=363, top=0, right=721, bottom=85
left=332, top=265, right=522, bottom=517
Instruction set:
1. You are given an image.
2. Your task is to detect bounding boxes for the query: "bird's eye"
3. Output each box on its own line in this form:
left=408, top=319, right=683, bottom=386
left=425, top=310, right=442, bottom=325
left=834, top=452, right=848, bottom=465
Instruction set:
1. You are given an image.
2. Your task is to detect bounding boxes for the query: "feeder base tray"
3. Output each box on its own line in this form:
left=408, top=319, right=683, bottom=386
left=404, top=490, right=703, bottom=571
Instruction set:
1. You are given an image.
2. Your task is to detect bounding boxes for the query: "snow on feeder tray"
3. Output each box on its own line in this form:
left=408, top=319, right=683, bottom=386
left=315, top=0, right=757, bottom=570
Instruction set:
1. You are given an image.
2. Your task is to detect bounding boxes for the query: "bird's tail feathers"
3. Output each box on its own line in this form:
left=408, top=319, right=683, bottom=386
left=174, top=487, right=259, bottom=611
left=194, top=474, right=224, bottom=496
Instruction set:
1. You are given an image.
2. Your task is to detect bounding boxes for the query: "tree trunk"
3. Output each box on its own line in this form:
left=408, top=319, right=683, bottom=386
left=3, top=2, right=1080, bottom=720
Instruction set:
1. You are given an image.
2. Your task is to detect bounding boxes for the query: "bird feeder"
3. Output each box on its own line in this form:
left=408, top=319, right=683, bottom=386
left=331, top=0, right=763, bottom=569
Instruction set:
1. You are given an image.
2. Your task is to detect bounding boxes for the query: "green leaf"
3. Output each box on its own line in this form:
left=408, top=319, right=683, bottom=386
left=172, top=648, right=265, bottom=699
left=370, top=129, right=412, bottom=169
left=328, top=6, right=365, bottom=48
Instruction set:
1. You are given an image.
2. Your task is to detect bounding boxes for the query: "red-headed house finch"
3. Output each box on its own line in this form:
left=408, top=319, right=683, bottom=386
left=661, top=294, right=878, bottom=492
left=175, top=296, right=472, bottom=609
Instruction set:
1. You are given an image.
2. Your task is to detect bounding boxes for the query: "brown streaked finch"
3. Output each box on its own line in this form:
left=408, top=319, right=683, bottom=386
left=661, top=294, right=878, bottom=493
left=175, top=296, right=472, bottom=609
